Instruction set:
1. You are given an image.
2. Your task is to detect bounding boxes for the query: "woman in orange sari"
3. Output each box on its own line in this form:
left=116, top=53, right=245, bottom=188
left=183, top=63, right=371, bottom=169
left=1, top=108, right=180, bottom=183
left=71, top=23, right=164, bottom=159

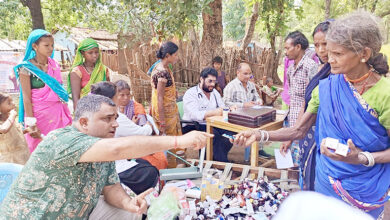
left=150, top=41, right=182, bottom=167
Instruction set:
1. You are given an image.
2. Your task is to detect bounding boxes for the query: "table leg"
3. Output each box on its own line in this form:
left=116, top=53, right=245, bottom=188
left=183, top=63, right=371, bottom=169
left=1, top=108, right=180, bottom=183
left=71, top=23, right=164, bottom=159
left=206, top=124, right=213, bottom=161
left=250, top=141, right=259, bottom=167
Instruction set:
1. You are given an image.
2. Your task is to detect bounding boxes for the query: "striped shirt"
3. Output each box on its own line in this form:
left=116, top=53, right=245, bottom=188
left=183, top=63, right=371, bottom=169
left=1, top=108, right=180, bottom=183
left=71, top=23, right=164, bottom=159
left=223, top=78, right=261, bottom=107
left=287, top=50, right=319, bottom=127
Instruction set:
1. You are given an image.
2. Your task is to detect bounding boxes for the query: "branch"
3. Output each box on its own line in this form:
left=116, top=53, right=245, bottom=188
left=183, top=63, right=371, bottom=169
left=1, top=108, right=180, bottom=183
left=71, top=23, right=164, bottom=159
left=239, top=1, right=259, bottom=59
left=378, top=9, right=390, bottom=17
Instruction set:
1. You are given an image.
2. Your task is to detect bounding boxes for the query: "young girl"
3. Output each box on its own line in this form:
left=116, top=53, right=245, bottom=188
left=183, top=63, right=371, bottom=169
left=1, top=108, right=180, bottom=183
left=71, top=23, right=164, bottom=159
left=0, top=93, right=30, bottom=164
left=15, top=29, right=72, bottom=152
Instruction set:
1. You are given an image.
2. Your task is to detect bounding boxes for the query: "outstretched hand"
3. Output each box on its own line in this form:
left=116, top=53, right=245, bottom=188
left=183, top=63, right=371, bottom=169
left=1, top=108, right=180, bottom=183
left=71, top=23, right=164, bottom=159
left=232, top=130, right=257, bottom=147
left=320, top=139, right=366, bottom=165
left=178, top=131, right=214, bottom=150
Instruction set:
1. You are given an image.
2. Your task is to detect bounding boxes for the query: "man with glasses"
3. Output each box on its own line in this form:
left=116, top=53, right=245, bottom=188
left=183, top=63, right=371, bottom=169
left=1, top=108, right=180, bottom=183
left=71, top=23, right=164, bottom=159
left=182, top=67, right=234, bottom=162
left=223, top=62, right=263, bottom=107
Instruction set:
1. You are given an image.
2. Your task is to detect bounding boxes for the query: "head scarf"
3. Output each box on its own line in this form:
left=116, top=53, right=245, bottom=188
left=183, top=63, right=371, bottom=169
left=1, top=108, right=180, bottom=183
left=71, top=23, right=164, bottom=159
left=14, top=29, right=68, bottom=123
left=67, top=38, right=107, bottom=97
left=23, top=29, right=54, bottom=61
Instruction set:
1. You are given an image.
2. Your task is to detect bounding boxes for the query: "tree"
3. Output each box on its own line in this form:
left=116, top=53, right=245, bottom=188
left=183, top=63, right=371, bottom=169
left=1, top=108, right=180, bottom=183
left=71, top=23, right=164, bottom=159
left=325, top=0, right=331, bottom=19
left=239, top=1, right=259, bottom=59
left=20, top=0, right=45, bottom=29
left=200, top=0, right=224, bottom=68
left=223, top=0, right=246, bottom=41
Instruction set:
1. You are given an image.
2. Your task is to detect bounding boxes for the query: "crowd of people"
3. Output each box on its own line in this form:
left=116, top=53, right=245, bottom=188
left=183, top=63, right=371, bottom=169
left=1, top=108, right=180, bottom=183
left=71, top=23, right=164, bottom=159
left=0, top=10, right=389, bottom=220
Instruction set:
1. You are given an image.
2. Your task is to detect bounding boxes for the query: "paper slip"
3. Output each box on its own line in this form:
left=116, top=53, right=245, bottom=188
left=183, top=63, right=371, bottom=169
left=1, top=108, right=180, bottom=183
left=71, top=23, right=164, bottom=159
left=252, top=105, right=263, bottom=109
left=274, top=149, right=294, bottom=169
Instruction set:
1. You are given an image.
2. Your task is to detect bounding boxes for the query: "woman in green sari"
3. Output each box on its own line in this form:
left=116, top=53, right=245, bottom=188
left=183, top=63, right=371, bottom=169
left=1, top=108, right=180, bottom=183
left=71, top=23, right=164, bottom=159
left=68, top=38, right=110, bottom=110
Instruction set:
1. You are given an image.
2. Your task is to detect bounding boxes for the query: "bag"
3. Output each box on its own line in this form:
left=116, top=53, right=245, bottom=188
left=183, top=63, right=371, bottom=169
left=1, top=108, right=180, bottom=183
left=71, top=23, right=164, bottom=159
left=228, top=107, right=276, bottom=128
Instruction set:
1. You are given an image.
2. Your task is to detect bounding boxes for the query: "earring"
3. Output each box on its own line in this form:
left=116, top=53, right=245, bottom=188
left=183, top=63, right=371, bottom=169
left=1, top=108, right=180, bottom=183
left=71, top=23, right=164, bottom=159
left=361, top=58, right=366, bottom=63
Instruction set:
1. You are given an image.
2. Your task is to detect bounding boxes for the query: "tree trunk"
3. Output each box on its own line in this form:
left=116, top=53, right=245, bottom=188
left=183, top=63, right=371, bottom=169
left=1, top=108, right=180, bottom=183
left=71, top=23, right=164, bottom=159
left=199, top=0, right=223, bottom=70
left=117, top=31, right=132, bottom=75
left=325, top=0, right=331, bottom=20
left=20, top=0, right=45, bottom=30
left=239, top=2, right=259, bottom=59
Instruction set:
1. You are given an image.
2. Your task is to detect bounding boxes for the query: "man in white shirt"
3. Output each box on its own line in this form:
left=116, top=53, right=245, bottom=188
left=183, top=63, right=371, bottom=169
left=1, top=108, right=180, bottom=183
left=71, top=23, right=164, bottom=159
left=223, top=62, right=263, bottom=107
left=183, top=67, right=234, bottom=162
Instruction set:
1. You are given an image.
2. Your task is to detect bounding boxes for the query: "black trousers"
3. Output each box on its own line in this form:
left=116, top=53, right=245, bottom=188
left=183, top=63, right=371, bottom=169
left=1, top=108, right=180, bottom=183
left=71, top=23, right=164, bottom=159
left=182, top=124, right=234, bottom=162
left=118, top=159, right=159, bottom=195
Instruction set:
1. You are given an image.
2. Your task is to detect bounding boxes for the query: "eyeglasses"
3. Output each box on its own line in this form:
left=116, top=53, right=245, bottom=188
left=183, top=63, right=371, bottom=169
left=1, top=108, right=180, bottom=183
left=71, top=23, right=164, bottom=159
left=205, top=79, right=217, bottom=84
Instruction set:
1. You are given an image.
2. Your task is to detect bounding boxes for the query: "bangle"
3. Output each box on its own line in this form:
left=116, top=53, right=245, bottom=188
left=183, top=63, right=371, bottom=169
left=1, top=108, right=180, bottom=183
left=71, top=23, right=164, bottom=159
left=359, top=151, right=375, bottom=167
left=264, top=131, right=269, bottom=142
left=259, top=130, right=265, bottom=143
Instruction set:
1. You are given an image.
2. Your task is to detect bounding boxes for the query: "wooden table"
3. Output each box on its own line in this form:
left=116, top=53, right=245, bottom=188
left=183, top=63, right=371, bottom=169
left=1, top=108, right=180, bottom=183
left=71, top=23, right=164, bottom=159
left=206, top=114, right=284, bottom=167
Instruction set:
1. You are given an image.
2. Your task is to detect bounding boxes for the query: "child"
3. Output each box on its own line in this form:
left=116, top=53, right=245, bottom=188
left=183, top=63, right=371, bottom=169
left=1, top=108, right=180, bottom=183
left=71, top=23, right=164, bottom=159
left=212, top=56, right=228, bottom=96
left=0, top=93, right=31, bottom=164
left=262, top=77, right=283, bottom=106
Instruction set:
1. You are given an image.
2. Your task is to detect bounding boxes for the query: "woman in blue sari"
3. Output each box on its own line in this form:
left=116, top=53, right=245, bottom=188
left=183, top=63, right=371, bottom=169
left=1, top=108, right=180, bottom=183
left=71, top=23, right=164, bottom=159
left=234, top=11, right=390, bottom=219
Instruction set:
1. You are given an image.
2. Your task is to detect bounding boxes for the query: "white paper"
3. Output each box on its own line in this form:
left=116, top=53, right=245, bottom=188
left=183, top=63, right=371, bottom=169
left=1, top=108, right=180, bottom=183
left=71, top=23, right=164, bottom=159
left=252, top=105, right=273, bottom=110
left=146, top=114, right=159, bottom=135
left=274, top=149, right=294, bottom=169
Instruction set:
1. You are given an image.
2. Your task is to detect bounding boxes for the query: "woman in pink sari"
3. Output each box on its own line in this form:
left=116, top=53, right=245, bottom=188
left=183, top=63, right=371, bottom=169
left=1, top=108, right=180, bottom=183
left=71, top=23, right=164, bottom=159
left=14, top=29, right=72, bottom=152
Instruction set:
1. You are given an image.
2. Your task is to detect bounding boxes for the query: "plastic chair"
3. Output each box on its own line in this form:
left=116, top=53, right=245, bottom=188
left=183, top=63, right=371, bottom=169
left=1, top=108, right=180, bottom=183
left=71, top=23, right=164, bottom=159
left=176, top=100, right=201, bottom=134
left=0, top=163, right=23, bottom=203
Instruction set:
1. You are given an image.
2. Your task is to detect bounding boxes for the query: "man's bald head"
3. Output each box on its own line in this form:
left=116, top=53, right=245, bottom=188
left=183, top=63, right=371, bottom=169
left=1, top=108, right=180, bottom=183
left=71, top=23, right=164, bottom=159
left=237, top=63, right=251, bottom=72
left=236, top=62, right=252, bottom=84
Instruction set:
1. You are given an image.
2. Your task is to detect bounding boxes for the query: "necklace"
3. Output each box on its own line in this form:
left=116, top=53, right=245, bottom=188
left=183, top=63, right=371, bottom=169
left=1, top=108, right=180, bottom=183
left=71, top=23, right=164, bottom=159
left=83, top=63, right=94, bottom=75
left=33, top=58, right=48, bottom=67
left=345, top=70, right=372, bottom=83
left=345, top=70, right=373, bottom=95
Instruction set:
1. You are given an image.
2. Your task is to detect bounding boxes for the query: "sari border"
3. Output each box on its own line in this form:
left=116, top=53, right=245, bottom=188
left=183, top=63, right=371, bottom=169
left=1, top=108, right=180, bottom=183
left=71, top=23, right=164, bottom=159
left=328, top=176, right=389, bottom=212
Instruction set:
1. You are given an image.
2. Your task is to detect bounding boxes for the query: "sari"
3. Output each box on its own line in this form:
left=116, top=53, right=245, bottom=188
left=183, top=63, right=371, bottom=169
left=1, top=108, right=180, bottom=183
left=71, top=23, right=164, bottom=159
left=67, top=38, right=108, bottom=97
left=150, top=64, right=182, bottom=168
left=315, top=74, right=390, bottom=219
left=299, top=63, right=331, bottom=190
left=14, top=29, right=72, bottom=152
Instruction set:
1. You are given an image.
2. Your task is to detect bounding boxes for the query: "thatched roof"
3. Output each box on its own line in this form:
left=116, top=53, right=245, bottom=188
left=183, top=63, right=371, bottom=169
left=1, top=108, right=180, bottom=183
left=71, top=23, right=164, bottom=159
left=67, top=27, right=118, bottom=50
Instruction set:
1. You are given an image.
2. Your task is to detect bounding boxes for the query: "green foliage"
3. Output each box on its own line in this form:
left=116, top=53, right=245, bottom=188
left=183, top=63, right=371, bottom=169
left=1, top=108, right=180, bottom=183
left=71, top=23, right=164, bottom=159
left=223, top=0, right=246, bottom=41
left=252, top=0, right=300, bottom=49
left=0, top=0, right=31, bottom=39
left=0, top=0, right=212, bottom=41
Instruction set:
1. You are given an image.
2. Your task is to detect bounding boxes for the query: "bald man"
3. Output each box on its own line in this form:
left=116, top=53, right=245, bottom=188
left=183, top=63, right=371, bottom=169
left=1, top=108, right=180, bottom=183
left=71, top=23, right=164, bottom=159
left=223, top=63, right=262, bottom=107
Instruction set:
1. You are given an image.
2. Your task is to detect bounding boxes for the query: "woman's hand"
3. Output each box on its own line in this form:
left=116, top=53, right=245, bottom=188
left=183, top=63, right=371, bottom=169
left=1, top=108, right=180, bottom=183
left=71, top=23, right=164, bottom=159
left=280, top=140, right=292, bottom=156
left=232, top=130, right=257, bottom=147
left=320, top=139, right=367, bottom=165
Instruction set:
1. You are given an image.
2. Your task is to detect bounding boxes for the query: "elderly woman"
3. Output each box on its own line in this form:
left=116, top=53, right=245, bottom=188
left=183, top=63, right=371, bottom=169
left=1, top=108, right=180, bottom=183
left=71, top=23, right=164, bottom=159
left=114, top=80, right=168, bottom=170
left=234, top=11, right=390, bottom=219
left=68, top=38, right=110, bottom=110
left=114, top=80, right=147, bottom=125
